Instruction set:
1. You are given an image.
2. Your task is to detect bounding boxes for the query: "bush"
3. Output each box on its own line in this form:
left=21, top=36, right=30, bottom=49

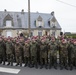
left=66, top=34, right=76, bottom=39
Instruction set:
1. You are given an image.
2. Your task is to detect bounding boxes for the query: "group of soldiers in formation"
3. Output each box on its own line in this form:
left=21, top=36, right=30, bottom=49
left=0, top=35, right=76, bottom=70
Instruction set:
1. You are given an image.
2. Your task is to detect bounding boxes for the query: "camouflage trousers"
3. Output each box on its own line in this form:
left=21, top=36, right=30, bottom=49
left=24, top=56, right=30, bottom=65
left=49, top=55, right=57, bottom=67
left=40, top=51, right=47, bottom=65
left=68, top=55, right=74, bottom=67
left=40, top=53, right=47, bottom=65
left=30, top=56, right=37, bottom=65
left=15, top=55, right=22, bottom=65
left=0, top=54, right=6, bottom=63
left=60, top=56, right=68, bottom=68
left=73, top=57, right=76, bottom=67
left=7, top=54, right=13, bottom=64
left=48, top=51, right=57, bottom=67
left=40, top=57, right=47, bottom=65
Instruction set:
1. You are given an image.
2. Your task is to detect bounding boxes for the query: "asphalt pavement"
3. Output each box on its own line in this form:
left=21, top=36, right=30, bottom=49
left=0, top=63, right=76, bottom=75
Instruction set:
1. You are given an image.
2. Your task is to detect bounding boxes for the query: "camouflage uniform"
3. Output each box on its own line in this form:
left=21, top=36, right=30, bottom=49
left=36, top=39, right=41, bottom=65
left=11, top=39, right=16, bottom=62
left=59, top=41, right=68, bottom=70
left=67, top=41, right=74, bottom=70
left=15, top=41, right=23, bottom=66
left=6, top=39, right=13, bottom=66
left=19, top=39, right=25, bottom=63
left=40, top=40, right=48, bottom=69
left=0, top=38, right=6, bottom=65
left=23, top=42, right=30, bottom=67
left=73, top=42, right=76, bottom=68
left=48, top=40, right=57, bottom=69
left=30, top=40, right=38, bottom=68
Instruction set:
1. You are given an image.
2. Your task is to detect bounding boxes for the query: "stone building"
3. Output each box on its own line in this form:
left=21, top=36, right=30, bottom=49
left=0, top=10, right=61, bottom=37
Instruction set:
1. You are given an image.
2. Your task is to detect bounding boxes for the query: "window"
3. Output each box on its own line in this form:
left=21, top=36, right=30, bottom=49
left=38, top=30, right=42, bottom=36
left=30, top=32, right=33, bottom=37
left=51, top=22, right=55, bottom=27
left=6, top=20, right=12, bottom=27
left=6, top=31, right=12, bottom=37
left=38, top=21, right=42, bottom=26
left=52, top=30, right=55, bottom=36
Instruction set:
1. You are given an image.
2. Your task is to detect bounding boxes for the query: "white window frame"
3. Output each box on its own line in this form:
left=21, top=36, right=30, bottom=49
left=52, top=30, right=56, bottom=36
left=31, top=31, right=33, bottom=36
left=6, top=20, right=12, bottom=27
left=38, top=30, right=42, bottom=36
left=51, top=22, right=55, bottom=27
left=38, top=21, right=42, bottom=26
left=6, top=31, right=12, bottom=37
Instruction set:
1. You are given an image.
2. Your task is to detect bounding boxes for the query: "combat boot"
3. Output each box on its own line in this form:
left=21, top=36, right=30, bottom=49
left=0, top=59, right=2, bottom=64
left=40, top=64, right=43, bottom=69
left=54, top=64, right=57, bottom=70
left=60, top=65, right=63, bottom=70
left=3, top=61, right=5, bottom=65
left=65, top=65, right=68, bottom=70
left=65, top=67, right=68, bottom=70
left=30, top=64, right=34, bottom=68
left=45, top=64, right=48, bottom=69
left=24, top=63, right=27, bottom=67
left=7, top=62, right=10, bottom=65
left=27, top=63, right=30, bottom=67
left=60, top=67, right=63, bottom=70
left=35, top=63, right=38, bottom=69
left=49, top=64, right=52, bottom=69
left=11, top=62, right=13, bottom=66
left=29, top=64, right=32, bottom=68
left=20, top=63, right=22, bottom=67
left=10, top=58, right=13, bottom=66
left=70, top=66, right=73, bottom=70
left=54, top=66, right=57, bottom=70
left=31, top=63, right=34, bottom=68
left=15, top=63, right=19, bottom=66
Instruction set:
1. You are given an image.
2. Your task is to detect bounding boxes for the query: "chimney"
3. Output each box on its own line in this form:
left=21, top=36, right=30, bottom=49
left=4, top=9, right=7, bottom=12
left=21, top=9, right=24, bottom=14
left=51, top=11, right=54, bottom=16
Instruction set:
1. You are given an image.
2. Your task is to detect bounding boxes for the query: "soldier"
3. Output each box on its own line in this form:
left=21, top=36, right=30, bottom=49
left=56, top=36, right=61, bottom=65
left=0, top=38, right=6, bottom=65
left=67, top=39, right=74, bottom=70
left=73, top=41, right=76, bottom=69
left=6, top=38, right=14, bottom=66
left=23, top=40, right=30, bottom=67
left=40, top=39, right=48, bottom=69
left=15, top=40, right=23, bottom=66
left=19, top=37, right=25, bottom=63
left=30, top=39, right=38, bottom=68
left=11, top=38, right=16, bottom=62
left=36, top=36, right=41, bottom=65
left=59, top=39, right=68, bottom=70
left=48, top=38, right=57, bottom=69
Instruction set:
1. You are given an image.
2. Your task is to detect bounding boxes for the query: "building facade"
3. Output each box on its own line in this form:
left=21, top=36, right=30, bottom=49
left=0, top=10, right=61, bottom=37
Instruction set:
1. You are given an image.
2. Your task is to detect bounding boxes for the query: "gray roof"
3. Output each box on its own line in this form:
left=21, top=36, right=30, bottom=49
left=0, top=11, right=61, bottom=29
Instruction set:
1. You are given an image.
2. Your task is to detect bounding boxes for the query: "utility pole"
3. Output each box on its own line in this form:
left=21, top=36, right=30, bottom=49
left=28, top=0, right=31, bottom=37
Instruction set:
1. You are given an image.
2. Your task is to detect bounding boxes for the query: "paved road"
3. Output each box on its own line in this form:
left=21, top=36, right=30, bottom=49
left=0, top=64, right=76, bottom=75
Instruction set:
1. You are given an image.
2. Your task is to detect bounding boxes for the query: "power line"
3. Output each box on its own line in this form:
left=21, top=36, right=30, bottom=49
left=56, top=0, right=76, bottom=8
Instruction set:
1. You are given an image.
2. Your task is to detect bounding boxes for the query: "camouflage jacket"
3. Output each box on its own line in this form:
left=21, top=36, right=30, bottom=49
left=48, top=42, right=57, bottom=56
left=60, top=43, right=68, bottom=57
left=6, top=42, right=13, bottom=54
left=15, top=43, right=22, bottom=56
left=0, top=41, right=5, bottom=54
left=23, top=43, right=30, bottom=57
left=30, top=42, right=37, bottom=56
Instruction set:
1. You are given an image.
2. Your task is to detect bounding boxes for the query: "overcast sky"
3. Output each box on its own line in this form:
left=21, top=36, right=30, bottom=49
left=0, top=0, right=76, bottom=33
